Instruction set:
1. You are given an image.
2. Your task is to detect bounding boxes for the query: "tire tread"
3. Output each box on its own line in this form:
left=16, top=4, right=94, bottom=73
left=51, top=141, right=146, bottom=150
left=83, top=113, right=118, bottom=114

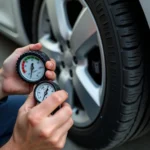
left=102, top=0, right=149, bottom=148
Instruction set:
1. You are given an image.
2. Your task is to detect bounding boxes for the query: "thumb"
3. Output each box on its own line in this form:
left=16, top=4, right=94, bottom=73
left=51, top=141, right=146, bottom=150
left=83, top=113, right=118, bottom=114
left=23, top=92, right=36, bottom=109
left=16, top=43, right=42, bottom=54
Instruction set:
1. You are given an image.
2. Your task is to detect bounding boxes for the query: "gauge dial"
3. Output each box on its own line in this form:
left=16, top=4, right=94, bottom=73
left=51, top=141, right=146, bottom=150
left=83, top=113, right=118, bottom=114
left=19, top=55, right=45, bottom=82
left=16, top=51, right=49, bottom=83
left=35, top=82, right=55, bottom=102
left=34, top=81, right=61, bottom=114
left=34, top=81, right=60, bottom=103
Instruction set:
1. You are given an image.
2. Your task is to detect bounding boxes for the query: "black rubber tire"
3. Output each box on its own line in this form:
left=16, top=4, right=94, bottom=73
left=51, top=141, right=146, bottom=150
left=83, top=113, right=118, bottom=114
left=32, top=0, right=150, bottom=149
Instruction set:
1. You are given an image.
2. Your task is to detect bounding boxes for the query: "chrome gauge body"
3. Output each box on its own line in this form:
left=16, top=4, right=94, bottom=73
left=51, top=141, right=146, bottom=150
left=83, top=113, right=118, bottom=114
left=16, top=51, right=49, bottom=83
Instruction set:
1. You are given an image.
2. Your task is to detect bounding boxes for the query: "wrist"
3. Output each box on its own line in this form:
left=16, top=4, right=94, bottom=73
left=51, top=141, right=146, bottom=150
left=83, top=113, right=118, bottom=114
left=0, top=138, right=19, bottom=150
left=0, top=68, right=8, bottom=100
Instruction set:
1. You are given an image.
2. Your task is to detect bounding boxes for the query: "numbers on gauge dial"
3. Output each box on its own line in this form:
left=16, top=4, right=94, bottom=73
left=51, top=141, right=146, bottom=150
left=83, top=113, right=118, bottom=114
left=35, top=83, right=55, bottom=102
left=19, top=55, right=45, bottom=82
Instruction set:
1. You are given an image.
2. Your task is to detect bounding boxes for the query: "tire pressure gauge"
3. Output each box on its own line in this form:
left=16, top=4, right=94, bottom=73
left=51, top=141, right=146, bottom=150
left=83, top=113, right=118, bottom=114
left=34, top=81, right=60, bottom=103
left=16, top=51, right=49, bottom=83
left=34, top=81, right=61, bottom=114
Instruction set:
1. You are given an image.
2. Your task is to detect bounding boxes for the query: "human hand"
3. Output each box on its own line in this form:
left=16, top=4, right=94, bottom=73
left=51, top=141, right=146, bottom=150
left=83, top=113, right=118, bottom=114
left=0, top=43, right=56, bottom=99
left=7, top=90, right=73, bottom=150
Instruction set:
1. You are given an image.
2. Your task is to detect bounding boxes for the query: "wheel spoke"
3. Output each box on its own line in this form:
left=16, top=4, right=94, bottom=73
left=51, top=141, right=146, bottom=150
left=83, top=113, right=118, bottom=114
left=73, top=65, right=101, bottom=121
left=39, top=34, right=62, bottom=64
left=58, top=69, right=74, bottom=106
left=70, top=8, right=98, bottom=58
left=79, top=0, right=87, bottom=7
left=46, top=0, right=72, bottom=41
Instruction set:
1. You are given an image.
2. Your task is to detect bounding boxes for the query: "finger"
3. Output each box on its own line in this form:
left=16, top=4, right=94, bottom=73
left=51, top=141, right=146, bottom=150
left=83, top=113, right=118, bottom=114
left=57, top=133, right=68, bottom=149
left=16, top=43, right=42, bottom=53
left=45, top=59, right=56, bottom=71
left=61, top=102, right=70, bottom=107
left=31, top=90, right=68, bottom=117
left=49, top=103, right=73, bottom=129
left=51, top=133, right=68, bottom=149
left=45, top=71, right=56, bottom=80
left=36, top=107, right=72, bottom=139
left=37, top=118, right=68, bottom=149
left=51, top=118, right=73, bottom=141
left=21, top=92, right=36, bottom=110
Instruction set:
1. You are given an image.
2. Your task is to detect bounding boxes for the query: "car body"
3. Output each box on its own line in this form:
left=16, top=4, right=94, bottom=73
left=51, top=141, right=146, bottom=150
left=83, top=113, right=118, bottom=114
left=0, top=0, right=149, bottom=46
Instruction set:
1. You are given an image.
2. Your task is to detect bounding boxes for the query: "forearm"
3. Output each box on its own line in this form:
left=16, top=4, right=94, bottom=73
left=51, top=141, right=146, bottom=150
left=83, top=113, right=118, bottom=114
left=0, top=69, right=7, bottom=100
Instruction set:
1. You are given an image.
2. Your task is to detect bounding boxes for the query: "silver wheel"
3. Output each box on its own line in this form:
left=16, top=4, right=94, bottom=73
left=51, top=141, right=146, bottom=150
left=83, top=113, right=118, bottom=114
left=38, top=0, right=106, bottom=127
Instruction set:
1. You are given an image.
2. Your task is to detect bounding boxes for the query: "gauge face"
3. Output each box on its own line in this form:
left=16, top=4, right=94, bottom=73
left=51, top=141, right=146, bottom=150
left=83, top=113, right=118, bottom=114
left=35, top=82, right=55, bottom=102
left=19, top=55, right=45, bottom=82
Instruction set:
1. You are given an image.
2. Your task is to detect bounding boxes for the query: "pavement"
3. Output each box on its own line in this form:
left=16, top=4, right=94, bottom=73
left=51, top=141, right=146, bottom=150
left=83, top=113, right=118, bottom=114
left=1, top=33, right=150, bottom=150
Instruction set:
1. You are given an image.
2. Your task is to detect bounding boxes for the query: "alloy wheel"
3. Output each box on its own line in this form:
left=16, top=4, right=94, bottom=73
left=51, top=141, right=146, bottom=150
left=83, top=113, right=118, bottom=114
left=38, top=0, right=106, bottom=127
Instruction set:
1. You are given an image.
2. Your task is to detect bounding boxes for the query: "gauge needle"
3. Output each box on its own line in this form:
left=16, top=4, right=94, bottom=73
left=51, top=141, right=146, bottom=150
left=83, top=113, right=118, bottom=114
left=43, top=86, right=49, bottom=100
left=30, top=63, right=34, bottom=78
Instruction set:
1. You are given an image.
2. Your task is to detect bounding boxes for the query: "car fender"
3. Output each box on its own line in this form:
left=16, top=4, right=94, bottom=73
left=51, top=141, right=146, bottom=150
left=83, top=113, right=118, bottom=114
left=0, top=0, right=29, bottom=45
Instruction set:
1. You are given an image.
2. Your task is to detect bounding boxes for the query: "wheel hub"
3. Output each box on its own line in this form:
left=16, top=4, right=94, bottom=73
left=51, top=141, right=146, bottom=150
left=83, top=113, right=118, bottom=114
left=64, top=50, right=73, bottom=68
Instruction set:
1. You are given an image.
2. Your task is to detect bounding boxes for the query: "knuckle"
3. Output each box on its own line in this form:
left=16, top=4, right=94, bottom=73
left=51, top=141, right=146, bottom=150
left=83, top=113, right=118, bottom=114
left=27, top=112, right=39, bottom=127
left=56, top=143, right=65, bottom=149
left=51, top=138, right=59, bottom=146
left=39, top=129, right=50, bottom=139
left=51, top=94, right=62, bottom=104
left=40, top=125, right=55, bottom=139
left=65, top=106, right=73, bottom=116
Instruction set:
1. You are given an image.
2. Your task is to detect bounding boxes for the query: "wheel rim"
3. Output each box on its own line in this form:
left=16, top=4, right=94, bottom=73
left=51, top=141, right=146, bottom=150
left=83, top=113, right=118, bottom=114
left=38, top=0, right=106, bottom=127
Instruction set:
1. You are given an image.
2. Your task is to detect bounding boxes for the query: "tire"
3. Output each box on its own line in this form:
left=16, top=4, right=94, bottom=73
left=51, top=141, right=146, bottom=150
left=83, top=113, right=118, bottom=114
left=32, top=0, right=150, bottom=149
